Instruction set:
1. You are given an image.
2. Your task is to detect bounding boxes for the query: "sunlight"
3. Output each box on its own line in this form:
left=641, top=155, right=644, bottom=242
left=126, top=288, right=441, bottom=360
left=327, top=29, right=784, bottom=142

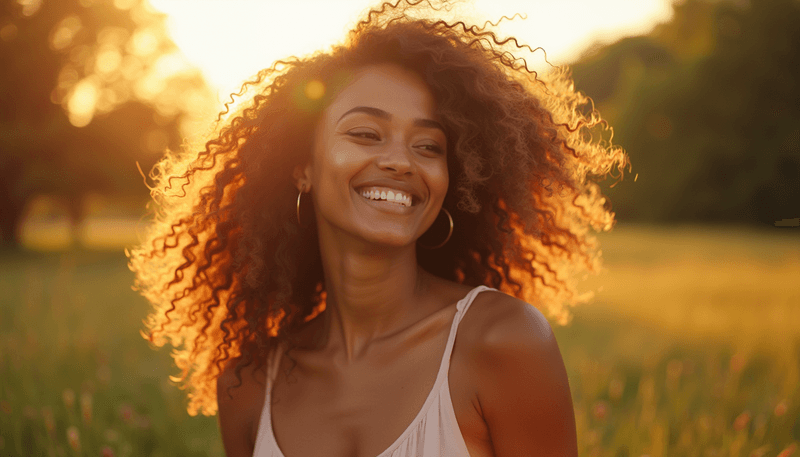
left=66, top=77, right=99, bottom=127
left=147, top=0, right=673, bottom=101
left=49, top=15, right=82, bottom=51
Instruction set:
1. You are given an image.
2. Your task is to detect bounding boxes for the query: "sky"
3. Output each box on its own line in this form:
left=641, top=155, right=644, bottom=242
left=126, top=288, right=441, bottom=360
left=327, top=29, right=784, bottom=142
left=147, top=0, right=675, bottom=100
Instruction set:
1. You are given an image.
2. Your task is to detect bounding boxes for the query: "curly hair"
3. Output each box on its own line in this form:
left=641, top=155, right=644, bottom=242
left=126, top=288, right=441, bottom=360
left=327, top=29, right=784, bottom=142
left=128, top=0, right=629, bottom=416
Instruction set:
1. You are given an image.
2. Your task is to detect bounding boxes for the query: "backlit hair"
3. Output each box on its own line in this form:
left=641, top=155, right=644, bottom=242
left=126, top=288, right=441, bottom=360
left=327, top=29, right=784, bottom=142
left=128, top=0, right=629, bottom=415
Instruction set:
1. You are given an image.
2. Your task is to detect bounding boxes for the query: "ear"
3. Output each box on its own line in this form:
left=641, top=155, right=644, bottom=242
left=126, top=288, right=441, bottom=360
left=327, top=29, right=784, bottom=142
left=293, top=163, right=312, bottom=192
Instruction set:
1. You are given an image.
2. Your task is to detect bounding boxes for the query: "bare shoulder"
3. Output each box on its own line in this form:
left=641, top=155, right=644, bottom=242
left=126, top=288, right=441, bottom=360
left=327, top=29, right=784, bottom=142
left=459, top=290, right=578, bottom=456
left=217, top=355, right=268, bottom=457
left=458, top=289, right=555, bottom=356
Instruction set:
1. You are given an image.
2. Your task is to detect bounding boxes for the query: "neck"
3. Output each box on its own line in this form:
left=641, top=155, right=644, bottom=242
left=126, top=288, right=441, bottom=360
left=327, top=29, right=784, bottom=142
left=314, top=223, right=434, bottom=364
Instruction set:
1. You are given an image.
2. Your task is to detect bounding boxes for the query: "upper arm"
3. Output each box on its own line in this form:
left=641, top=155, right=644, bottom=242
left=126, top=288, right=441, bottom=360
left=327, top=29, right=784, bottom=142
left=217, top=358, right=266, bottom=457
left=472, top=296, right=578, bottom=456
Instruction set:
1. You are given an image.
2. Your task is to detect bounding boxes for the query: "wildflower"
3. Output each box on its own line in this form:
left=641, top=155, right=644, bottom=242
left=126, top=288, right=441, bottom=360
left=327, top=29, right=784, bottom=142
left=66, top=426, right=80, bottom=452
left=0, top=401, right=10, bottom=414
left=775, top=400, right=788, bottom=417
left=80, top=392, right=92, bottom=425
left=733, top=411, right=751, bottom=432
left=730, top=353, right=746, bottom=374
left=62, top=388, right=75, bottom=409
left=592, top=400, right=609, bottom=421
left=101, top=445, right=115, bottom=457
left=41, top=406, right=55, bottom=436
left=119, top=404, right=134, bottom=424
left=777, top=443, right=797, bottom=457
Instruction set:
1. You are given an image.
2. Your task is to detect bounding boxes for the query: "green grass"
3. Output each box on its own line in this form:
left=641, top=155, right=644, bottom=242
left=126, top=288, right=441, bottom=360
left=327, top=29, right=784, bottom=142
left=0, top=250, right=223, bottom=457
left=1, top=224, right=799, bottom=456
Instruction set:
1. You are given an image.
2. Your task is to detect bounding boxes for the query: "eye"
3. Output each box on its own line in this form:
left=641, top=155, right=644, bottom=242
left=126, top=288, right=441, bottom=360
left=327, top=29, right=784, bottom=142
left=416, top=143, right=444, bottom=154
left=347, top=130, right=380, bottom=141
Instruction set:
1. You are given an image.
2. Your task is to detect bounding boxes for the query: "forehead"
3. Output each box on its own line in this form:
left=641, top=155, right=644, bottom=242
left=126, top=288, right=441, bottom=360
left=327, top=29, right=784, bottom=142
left=324, top=64, right=438, bottom=121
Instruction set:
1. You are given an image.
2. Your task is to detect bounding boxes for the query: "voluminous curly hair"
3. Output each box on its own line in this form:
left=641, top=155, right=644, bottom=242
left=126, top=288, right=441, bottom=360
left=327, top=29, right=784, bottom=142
left=128, top=0, right=629, bottom=416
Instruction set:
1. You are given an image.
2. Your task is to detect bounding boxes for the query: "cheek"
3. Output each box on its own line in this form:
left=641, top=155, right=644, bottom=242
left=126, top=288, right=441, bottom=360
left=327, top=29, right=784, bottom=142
left=328, top=143, right=364, bottom=169
left=431, top=162, right=449, bottom=198
left=312, top=141, right=369, bottom=190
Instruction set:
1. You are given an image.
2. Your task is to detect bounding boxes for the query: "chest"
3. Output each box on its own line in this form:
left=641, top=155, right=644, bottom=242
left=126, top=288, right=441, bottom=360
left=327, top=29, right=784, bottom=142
left=267, top=319, right=493, bottom=456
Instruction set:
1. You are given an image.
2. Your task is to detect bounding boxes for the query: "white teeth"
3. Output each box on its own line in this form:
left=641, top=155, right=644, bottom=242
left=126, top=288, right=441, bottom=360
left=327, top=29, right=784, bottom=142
left=358, top=188, right=414, bottom=207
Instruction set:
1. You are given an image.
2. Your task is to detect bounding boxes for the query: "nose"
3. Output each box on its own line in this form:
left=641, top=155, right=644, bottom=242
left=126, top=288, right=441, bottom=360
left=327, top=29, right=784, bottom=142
left=376, top=141, right=415, bottom=175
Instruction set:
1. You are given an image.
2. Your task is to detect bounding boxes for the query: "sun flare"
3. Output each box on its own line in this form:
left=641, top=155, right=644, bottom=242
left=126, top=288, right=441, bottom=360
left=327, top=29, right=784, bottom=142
left=148, top=0, right=673, bottom=101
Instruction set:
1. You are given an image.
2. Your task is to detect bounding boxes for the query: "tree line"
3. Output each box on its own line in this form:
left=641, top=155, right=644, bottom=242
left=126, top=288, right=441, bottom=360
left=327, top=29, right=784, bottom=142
left=570, top=0, right=799, bottom=227
left=1, top=0, right=797, bottom=248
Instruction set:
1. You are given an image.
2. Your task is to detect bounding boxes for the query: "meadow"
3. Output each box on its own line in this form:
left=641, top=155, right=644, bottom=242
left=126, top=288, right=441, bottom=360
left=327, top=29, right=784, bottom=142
left=1, top=224, right=798, bottom=456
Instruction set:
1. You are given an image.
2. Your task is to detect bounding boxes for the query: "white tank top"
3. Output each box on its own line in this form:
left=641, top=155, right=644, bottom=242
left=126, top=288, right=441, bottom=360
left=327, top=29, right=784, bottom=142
left=252, top=285, right=496, bottom=457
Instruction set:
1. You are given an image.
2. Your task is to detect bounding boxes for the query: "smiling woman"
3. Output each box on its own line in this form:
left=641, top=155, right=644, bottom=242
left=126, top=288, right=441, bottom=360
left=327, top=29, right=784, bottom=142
left=127, top=1, right=628, bottom=456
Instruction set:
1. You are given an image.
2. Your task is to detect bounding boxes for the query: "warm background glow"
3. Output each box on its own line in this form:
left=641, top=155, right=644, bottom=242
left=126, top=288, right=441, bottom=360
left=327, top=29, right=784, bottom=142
left=148, top=0, right=674, bottom=101
left=5, top=0, right=800, bottom=454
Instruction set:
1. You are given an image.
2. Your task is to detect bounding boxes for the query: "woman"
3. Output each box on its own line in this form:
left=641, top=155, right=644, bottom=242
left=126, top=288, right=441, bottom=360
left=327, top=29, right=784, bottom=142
left=129, top=1, right=628, bottom=455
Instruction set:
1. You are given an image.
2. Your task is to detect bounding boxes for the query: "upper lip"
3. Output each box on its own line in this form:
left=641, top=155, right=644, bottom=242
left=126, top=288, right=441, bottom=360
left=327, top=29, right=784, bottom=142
left=354, top=179, right=423, bottom=204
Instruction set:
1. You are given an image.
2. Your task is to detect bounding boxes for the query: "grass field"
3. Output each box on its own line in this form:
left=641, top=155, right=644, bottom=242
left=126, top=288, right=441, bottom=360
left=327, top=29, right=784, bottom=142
left=1, top=224, right=798, bottom=456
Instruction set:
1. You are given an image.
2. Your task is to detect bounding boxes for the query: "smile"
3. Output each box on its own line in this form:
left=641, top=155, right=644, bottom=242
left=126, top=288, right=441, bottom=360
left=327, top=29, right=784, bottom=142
left=357, top=186, right=414, bottom=207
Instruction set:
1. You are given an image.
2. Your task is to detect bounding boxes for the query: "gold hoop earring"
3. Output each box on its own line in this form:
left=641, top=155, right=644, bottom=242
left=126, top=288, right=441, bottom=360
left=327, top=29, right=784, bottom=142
left=418, top=207, right=453, bottom=249
left=296, top=186, right=306, bottom=226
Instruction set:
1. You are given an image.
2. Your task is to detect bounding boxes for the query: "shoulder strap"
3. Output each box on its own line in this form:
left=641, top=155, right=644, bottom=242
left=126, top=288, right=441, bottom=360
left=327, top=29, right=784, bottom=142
left=440, top=285, right=496, bottom=367
left=266, top=340, right=285, bottom=392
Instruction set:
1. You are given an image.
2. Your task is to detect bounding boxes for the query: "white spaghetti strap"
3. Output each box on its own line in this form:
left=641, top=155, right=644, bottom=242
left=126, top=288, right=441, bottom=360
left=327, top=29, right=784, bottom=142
left=253, top=285, right=498, bottom=457
left=456, top=285, right=494, bottom=314
left=266, top=341, right=284, bottom=388
left=441, top=285, right=497, bottom=368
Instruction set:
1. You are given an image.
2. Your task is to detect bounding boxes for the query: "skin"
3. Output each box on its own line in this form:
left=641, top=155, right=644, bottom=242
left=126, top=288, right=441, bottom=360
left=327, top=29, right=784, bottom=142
left=217, top=64, right=578, bottom=457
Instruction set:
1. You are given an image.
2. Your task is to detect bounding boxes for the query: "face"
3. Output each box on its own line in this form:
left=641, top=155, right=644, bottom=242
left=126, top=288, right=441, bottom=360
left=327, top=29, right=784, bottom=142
left=300, top=63, right=449, bottom=248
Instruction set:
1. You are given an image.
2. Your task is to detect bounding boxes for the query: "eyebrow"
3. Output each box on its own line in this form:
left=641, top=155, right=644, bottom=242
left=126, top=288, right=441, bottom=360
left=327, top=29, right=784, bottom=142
left=337, top=106, right=445, bottom=132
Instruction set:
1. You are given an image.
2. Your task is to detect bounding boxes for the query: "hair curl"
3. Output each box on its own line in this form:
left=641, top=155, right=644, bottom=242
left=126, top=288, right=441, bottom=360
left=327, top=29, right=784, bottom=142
left=128, top=0, right=629, bottom=416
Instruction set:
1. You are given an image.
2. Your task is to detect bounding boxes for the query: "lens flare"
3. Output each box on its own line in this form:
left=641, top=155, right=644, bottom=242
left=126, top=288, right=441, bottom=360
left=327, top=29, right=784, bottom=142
left=304, top=80, right=325, bottom=100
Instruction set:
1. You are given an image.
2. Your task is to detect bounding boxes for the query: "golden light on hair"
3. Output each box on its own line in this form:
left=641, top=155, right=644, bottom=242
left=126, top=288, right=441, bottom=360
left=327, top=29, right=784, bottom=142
left=130, top=0, right=631, bottom=416
left=304, top=80, right=325, bottom=100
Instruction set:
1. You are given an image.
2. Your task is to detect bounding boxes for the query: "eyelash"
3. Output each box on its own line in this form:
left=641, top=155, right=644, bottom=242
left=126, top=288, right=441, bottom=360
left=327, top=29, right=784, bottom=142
left=348, top=131, right=380, bottom=140
left=347, top=131, right=444, bottom=154
left=419, top=144, right=443, bottom=153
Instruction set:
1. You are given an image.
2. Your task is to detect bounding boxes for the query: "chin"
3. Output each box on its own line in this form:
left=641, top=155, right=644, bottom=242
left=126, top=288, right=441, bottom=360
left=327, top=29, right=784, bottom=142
left=358, top=229, right=416, bottom=249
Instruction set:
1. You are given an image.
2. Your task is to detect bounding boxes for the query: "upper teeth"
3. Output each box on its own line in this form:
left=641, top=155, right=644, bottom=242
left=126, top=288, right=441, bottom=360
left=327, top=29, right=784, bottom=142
left=359, top=187, right=413, bottom=207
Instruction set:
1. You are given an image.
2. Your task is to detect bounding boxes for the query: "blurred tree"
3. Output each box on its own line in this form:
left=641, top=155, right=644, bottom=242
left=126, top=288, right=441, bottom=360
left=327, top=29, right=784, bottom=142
left=0, top=0, right=213, bottom=247
left=570, top=0, right=800, bottom=226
